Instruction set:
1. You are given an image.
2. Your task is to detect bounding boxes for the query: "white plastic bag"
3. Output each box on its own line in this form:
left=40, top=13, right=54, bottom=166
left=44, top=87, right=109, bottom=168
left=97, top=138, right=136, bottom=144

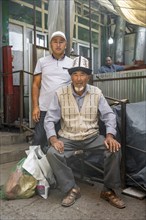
left=32, top=146, right=56, bottom=185
left=22, top=145, right=56, bottom=199
left=22, top=150, right=44, bottom=180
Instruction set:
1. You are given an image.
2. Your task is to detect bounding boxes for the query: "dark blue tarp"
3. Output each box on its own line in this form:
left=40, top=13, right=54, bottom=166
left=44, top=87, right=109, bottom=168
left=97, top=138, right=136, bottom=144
left=70, top=101, right=146, bottom=188
left=114, top=101, right=146, bottom=188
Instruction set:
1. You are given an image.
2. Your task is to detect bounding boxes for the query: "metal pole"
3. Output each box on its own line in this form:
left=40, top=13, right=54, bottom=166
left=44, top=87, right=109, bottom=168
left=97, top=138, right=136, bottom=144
left=65, top=0, right=70, bottom=56
left=33, top=0, right=37, bottom=71
left=0, top=1, right=2, bottom=126
left=89, top=0, right=93, bottom=84
left=1, top=0, right=9, bottom=125
left=121, top=100, right=127, bottom=188
left=20, top=70, right=24, bottom=133
left=89, top=0, right=92, bottom=69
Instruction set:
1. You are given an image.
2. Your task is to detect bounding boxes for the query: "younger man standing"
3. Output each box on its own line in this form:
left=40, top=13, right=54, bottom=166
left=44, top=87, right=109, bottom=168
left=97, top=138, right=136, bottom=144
left=32, top=31, right=73, bottom=153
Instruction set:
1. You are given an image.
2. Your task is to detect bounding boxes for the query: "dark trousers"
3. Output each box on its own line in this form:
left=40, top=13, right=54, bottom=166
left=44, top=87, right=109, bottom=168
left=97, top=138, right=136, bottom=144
left=47, top=135, right=122, bottom=193
left=32, top=111, right=60, bottom=154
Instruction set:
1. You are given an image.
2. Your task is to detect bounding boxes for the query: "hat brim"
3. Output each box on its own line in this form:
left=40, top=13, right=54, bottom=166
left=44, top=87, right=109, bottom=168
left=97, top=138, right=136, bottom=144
left=68, top=67, right=92, bottom=75
left=50, top=34, right=66, bottom=41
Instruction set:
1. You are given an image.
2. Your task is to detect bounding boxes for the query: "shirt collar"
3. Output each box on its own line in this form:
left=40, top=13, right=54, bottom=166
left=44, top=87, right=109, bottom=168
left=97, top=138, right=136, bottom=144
left=52, top=53, right=65, bottom=60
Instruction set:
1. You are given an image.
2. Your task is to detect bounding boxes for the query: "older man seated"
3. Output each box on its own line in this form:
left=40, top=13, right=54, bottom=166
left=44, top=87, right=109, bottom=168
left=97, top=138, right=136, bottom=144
left=44, top=56, right=125, bottom=209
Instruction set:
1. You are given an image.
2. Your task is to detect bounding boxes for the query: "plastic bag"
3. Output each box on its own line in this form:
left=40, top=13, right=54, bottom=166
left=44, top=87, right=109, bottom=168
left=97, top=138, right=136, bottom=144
left=23, top=146, right=56, bottom=185
left=3, top=158, right=37, bottom=200
left=22, top=146, right=56, bottom=199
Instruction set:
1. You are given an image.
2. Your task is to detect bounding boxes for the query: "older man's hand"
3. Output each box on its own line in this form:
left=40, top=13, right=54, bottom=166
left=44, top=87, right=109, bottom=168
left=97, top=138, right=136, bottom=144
left=104, top=133, right=121, bottom=153
left=50, top=136, right=64, bottom=153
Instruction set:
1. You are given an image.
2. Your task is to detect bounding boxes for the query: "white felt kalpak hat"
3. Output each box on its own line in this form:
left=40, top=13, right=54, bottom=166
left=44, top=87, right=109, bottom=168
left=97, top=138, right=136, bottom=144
left=50, top=31, right=66, bottom=41
left=68, top=56, right=92, bottom=75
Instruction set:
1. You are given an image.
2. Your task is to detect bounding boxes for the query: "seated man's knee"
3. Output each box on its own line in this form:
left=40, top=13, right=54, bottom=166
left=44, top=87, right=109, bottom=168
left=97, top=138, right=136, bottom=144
left=47, top=146, right=60, bottom=158
left=47, top=146, right=54, bottom=156
left=105, top=148, right=121, bottom=159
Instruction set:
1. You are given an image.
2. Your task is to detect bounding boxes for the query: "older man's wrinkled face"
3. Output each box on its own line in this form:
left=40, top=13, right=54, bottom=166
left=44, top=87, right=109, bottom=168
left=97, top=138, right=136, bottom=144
left=71, top=71, right=90, bottom=95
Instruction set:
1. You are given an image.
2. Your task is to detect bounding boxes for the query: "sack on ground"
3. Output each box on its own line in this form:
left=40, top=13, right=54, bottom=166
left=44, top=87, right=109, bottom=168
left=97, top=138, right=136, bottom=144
left=3, top=158, right=37, bottom=200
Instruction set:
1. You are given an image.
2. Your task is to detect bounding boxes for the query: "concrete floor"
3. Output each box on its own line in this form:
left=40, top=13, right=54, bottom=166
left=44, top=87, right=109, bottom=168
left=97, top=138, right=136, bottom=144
left=0, top=162, right=146, bottom=220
